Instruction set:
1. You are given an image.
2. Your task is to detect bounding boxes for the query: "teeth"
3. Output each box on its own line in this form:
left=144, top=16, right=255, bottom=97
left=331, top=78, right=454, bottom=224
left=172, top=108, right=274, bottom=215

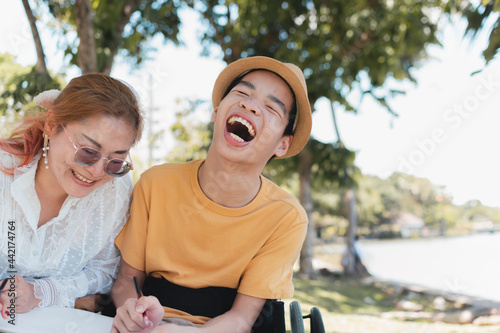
left=72, top=170, right=94, bottom=183
left=229, top=132, right=244, bottom=142
left=228, top=116, right=255, bottom=137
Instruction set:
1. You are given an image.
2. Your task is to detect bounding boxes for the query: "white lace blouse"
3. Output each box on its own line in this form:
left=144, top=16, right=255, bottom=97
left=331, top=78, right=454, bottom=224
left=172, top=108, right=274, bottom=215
left=0, top=149, right=132, bottom=308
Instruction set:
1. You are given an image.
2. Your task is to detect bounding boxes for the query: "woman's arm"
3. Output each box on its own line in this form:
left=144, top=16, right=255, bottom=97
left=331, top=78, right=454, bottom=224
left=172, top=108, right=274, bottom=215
left=31, top=238, right=123, bottom=308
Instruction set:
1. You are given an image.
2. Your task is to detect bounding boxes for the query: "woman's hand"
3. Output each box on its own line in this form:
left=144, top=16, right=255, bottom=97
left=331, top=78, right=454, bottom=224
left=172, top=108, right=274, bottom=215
left=111, top=295, right=165, bottom=333
left=0, top=290, right=10, bottom=320
left=0, top=275, right=40, bottom=314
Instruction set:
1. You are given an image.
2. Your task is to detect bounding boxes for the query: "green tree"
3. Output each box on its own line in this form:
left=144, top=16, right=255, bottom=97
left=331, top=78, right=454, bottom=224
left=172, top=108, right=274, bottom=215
left=0, top=54, right=28, bottom=131
left=1, top=0, right=62, bottom=114
left=0, top=53, right=33, bottom=114
left=3, top=0, right=189, bottom=112
left=43, top=0, right=186, bottom=74
left=0, top=52, right=64, bottom=115
left=198, top=0, right=461, bottom=278
left=167, top=98, right=213, bottom=162
left=355, top=175, right=385, bottom=232
left=462, top=0, right=500, bottom=64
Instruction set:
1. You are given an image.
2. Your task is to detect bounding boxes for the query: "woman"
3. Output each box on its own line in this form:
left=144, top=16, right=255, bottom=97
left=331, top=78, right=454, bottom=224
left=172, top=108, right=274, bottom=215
left=0, top=73, right=143, bottom=318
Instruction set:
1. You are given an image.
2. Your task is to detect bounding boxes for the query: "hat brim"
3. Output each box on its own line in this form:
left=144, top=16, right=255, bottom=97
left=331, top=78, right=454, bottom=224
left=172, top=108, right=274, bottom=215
left=212, top=56, right=312, bottom=158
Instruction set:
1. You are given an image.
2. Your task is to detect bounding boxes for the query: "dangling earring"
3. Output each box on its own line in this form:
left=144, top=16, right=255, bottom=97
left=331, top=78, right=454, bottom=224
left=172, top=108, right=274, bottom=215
left=42, top=133, right=49, bottom=169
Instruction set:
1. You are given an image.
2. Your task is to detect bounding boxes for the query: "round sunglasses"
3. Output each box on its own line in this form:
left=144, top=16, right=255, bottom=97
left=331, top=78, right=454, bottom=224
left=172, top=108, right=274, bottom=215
left=62, top=125, right=133, bottom=177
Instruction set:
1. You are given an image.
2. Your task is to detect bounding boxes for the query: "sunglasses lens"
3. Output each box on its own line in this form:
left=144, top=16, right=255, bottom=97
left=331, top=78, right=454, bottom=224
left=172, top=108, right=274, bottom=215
left=73, top=145, right=132, bottom=177
left=106, top=159, right=132, bottom=177
left=75, top=147, right=101, bottom=166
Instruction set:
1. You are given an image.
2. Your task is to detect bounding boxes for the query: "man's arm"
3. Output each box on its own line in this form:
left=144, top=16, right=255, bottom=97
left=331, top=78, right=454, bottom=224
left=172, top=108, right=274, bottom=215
left=201, top=293, right=266, bottom=332
left=111, top=258, right=145, bottom=308
left=151, top=293, right=266, bottom=333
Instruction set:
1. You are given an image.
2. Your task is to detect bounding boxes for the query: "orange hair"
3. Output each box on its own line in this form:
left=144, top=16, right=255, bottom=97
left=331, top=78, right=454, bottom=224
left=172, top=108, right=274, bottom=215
left=0, top=73, right=143, bottom=175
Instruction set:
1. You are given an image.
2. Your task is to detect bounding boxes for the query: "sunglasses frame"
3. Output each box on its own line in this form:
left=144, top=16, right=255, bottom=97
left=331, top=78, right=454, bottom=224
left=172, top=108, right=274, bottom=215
left=61, top=125, right=133, bottom=177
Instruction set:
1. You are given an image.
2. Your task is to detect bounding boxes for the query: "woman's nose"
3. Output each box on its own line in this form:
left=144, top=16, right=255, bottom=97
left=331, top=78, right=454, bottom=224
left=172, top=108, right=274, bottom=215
left=87, top=159, right=107, bottom=177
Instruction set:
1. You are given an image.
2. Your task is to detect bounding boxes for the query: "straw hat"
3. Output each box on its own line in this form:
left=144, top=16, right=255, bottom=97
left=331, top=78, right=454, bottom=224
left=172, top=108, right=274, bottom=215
left=212, top=56, right=312, bottom=158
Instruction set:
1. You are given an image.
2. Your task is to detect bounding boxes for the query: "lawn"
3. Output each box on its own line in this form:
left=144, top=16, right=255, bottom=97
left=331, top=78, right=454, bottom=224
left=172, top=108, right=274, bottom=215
left=283, top=276, right=500, bottom=333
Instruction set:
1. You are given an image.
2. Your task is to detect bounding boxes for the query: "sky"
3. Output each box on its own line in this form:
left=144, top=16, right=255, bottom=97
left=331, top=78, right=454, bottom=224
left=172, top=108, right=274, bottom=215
left=1, top=3, right=500, bottom=208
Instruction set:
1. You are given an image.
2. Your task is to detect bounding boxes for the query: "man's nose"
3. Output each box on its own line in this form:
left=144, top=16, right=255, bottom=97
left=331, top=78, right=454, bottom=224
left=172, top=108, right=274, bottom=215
left=240, top=98, right=261, bottom=115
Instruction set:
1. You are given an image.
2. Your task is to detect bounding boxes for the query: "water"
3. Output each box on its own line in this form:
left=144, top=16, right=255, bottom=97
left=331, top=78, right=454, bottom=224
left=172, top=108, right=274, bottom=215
left=359, top=233, right=500, bottom=302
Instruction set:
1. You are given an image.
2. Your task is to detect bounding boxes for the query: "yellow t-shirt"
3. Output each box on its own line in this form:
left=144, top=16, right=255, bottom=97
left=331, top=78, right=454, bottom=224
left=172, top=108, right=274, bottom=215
left=115, top=160, right=308, bottom=324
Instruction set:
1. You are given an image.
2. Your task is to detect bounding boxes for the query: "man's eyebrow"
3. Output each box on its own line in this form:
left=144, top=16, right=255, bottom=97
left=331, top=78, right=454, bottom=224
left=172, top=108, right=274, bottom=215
left=268, top=95, right=287, bottom=115
left=82, top=134, right=128, bottom=154
left=238, top=80, right=255, bottom=90
left=238, top=80, right=287, bottom=115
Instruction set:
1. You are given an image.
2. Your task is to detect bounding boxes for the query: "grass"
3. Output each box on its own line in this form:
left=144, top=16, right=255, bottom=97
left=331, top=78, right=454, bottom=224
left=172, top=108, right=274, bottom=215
left=282, top=276, right=500, bottom=333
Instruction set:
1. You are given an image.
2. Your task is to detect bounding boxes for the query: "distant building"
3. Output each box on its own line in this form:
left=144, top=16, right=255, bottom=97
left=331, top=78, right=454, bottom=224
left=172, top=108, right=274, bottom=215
left=472, top=219, right=495, bottom=233
left=389, top=211, right=425, bottom=238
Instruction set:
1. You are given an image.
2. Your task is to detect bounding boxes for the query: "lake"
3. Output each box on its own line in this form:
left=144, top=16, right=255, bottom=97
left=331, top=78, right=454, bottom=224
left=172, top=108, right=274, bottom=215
left=359, top=233, right=500, bottom=302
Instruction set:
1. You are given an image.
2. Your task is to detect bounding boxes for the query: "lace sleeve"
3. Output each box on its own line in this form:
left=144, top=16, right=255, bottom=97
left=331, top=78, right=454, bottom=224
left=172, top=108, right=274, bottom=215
left=31, top=241, right=121, bottom=308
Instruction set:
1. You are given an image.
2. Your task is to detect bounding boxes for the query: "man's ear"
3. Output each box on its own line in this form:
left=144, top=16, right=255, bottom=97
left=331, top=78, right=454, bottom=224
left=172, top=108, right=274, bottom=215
left=274, top=135, right=293, bottom=158
left=210, top=107, right=218, bottom=122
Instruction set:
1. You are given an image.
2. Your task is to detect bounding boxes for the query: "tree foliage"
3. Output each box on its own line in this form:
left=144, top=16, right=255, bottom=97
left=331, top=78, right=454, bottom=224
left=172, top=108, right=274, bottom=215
left=462, top=0, right=500, bottom=64
left=167, top=98, right=213, bottom=162
left=199, top=0, right=460, bottom=113
left=43, top=0, right=186, bottom=73
left=313, top=172, right=500, bottom=238
left=263, top=139, right=358, bottom=190
left=0, top=53, right=63, bottom=115
left=3, top=0, right=188, bottom=113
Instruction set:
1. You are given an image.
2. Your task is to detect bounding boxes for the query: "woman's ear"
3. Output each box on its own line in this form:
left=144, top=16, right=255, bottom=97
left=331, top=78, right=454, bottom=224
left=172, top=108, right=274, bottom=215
left=43, top=111, right=57, bottom=135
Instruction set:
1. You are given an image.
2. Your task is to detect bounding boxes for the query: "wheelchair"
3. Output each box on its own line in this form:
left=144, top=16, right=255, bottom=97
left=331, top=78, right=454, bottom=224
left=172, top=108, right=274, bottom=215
left=252, top=299, right=326, bottom=333
left=289, top=301, right=325, bottom=333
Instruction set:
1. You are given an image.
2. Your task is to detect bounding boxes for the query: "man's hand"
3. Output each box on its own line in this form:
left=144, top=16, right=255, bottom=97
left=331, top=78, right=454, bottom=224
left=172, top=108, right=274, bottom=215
left=111, top=295, right=165, bottom=333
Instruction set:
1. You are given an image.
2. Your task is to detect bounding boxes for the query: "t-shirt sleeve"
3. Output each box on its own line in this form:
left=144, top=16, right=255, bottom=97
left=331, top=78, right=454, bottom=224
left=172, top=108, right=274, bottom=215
left=237, top=211, right=308, bottom=300
left=115, top=176, right=150, bottom=271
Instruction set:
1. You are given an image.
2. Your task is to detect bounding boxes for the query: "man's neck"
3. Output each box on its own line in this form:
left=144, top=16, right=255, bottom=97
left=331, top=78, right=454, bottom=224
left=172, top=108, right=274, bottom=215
left=198, top=155, right=263, bottom=208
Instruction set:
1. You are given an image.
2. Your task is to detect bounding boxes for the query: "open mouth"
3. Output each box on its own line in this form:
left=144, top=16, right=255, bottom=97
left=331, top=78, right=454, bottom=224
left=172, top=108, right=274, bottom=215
left=72, top=170, right=95, bottom=184
left=226, top=116, right=256, bottom=142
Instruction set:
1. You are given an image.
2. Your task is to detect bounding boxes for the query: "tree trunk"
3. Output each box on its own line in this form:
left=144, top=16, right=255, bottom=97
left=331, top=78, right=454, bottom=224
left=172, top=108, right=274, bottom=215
left=21, top=0, right=49, bottom=75
left=343, top=188, right=357, bottom=275
left=342, top=188, right=370, bottom=276
left=100, top=0, right=142, bottom=74
left=298, top=143, right=316, bottom=279
left=74, top=0, right=98, bottom=73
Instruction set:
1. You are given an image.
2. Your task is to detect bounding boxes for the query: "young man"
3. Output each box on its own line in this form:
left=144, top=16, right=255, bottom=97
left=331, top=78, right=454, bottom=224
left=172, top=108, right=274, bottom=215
left=110, top=56, right=312, bottom=333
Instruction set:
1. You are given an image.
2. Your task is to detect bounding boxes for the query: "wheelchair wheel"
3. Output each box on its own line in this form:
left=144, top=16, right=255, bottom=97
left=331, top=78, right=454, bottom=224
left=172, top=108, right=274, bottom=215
left=310, top=307, right=326, bottom=333
left=290, top=301, right=305, bottom=333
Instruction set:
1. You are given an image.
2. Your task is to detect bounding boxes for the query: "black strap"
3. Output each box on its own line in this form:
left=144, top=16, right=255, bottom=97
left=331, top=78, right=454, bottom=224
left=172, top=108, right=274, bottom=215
left=142, top=276, right=237, bottom=318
